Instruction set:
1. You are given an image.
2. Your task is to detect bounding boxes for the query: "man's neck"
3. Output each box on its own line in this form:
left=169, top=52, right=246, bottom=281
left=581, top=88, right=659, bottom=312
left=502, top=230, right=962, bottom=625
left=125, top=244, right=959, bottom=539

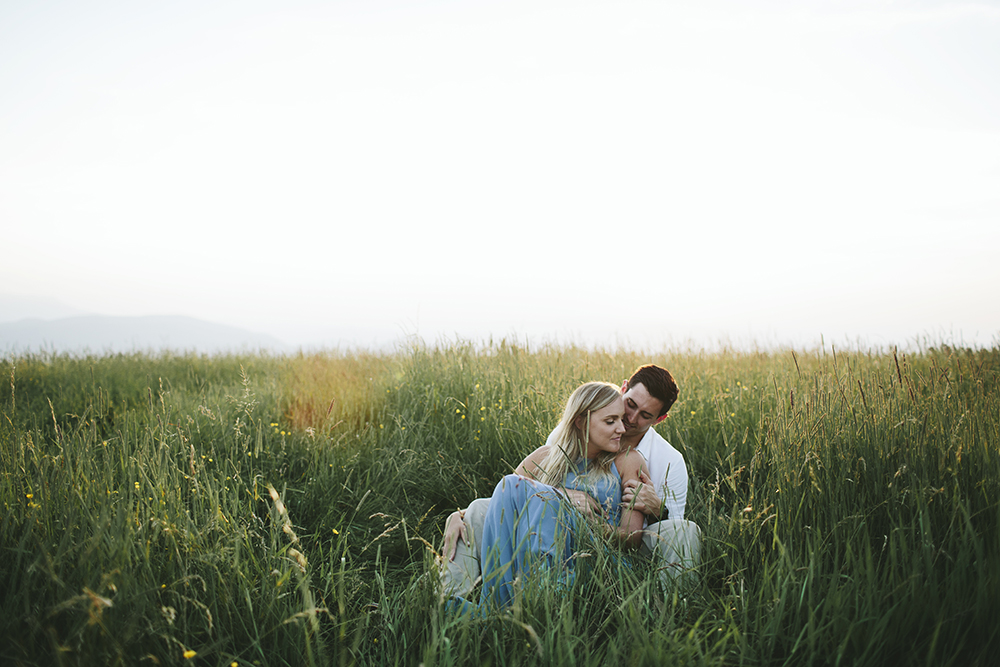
left=621, top=428, right=648, bottom=450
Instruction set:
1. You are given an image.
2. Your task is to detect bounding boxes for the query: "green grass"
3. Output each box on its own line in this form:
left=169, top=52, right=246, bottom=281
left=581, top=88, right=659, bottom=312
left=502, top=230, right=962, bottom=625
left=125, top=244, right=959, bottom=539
left=1, top=342, right=998, bottom=665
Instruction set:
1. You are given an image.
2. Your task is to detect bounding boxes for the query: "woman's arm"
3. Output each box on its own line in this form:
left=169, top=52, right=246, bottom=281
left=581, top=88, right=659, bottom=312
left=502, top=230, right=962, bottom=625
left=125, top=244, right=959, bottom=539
left=609, top=450, right=647, bottom=549
left=515, top=445, right=603, bottom=518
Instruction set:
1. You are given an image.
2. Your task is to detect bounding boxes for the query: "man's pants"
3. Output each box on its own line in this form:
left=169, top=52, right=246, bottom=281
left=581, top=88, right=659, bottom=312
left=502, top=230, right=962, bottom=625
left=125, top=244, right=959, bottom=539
left=439, top=497, right=491, bottom=599
left=439, top=498, right=701, bottom=598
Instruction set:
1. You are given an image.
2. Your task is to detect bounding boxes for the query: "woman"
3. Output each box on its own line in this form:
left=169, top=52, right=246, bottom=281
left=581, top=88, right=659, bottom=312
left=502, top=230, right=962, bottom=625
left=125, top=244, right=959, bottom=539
left=477, top=381, right=647, bottom=608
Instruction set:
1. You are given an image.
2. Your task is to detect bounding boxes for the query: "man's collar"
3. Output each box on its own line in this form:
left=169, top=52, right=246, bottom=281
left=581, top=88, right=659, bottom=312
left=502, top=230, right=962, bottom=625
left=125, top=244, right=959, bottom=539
left=622, top=425, right=653, bottom=450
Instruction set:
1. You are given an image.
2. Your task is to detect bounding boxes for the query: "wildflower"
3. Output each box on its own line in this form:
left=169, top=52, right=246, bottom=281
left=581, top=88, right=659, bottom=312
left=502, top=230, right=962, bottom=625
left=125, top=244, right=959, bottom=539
left=25, top=493, right=32, bottom=499
left=333, top=528, right=339, bottom=535
left=183, top=649, right=197, bottom=659
left=134, top=482, right=140, bottom=490
left=691, top=411, right=696, bottom=416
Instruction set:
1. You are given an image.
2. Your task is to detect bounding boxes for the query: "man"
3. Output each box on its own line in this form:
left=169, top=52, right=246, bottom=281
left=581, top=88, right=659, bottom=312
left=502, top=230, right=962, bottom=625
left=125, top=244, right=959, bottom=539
left=439, top=364, right=701, bottom=597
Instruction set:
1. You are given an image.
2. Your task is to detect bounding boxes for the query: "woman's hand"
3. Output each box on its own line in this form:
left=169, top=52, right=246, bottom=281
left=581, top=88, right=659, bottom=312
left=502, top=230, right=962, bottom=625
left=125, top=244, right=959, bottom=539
left=563, top=488, right=601, bottom=520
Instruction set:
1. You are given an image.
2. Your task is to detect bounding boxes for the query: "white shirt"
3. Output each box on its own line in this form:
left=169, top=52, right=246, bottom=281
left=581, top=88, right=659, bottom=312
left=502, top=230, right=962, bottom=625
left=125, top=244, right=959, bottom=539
left=634, top=426, right=688, bottom=521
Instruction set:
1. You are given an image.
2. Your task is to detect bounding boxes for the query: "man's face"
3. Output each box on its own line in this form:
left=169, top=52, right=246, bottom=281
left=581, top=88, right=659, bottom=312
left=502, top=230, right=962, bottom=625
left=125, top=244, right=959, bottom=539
left=622, top=382, right=665, bottom=438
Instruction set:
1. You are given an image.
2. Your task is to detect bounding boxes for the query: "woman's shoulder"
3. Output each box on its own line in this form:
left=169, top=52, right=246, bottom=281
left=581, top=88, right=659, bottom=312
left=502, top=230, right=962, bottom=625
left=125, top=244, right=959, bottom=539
left=614, top=447, right=645, bottom=476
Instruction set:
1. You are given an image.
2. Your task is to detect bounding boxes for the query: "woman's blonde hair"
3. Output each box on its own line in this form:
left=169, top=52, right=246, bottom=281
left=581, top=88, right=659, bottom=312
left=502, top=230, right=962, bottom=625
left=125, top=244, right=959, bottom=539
left=536, top=381, right=622, bottom=487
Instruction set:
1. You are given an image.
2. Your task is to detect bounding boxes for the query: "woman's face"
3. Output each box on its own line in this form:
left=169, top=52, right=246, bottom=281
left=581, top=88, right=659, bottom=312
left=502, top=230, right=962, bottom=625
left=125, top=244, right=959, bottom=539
left=580, top=396, right=626, bottom=459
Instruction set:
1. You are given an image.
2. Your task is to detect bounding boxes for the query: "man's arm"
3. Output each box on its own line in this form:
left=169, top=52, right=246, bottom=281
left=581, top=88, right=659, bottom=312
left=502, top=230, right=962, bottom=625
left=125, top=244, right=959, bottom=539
left=621, top=470, right=665, bottom=520
left=514, top=445, right=551, bottom=479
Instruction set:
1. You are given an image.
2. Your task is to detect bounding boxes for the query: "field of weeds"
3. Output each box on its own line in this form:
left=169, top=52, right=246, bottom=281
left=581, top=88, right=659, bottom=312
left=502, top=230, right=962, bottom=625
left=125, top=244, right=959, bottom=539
left=1, top=342, right=998, bottom=665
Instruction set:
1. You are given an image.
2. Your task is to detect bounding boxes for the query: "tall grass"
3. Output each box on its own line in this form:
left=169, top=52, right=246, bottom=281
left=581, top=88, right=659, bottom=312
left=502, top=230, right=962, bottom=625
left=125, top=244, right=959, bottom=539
left=1, top=342, right=997, bottom=665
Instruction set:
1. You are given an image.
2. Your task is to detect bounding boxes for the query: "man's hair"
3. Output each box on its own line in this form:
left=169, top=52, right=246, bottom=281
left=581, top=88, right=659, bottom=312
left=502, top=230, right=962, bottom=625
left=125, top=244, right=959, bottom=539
left=627, top=365, right=679, bottom=417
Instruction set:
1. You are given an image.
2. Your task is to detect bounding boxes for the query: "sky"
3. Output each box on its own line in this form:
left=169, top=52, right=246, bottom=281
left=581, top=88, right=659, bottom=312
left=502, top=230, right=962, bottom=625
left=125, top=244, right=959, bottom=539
left=2, top=0, right=999, bottom=352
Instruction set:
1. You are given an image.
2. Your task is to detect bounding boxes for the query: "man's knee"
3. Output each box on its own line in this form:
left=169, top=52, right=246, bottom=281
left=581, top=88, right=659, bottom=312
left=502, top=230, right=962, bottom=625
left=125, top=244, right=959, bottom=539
left=641, top=519, right=701, bottom=566
left=438, top=497, right=492, bottom=598
left=464, top=497, right=490, bottom=541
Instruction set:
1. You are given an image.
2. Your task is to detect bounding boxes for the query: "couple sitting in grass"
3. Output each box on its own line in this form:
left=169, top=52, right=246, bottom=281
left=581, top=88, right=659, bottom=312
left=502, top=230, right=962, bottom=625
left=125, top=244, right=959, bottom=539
left=439, top=365, right=702, bottom=608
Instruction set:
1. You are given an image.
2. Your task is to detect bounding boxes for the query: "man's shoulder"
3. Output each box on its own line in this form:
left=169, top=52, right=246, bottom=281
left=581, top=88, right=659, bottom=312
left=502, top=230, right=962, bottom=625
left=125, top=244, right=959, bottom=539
left=638, top=427, right=684, bottom=460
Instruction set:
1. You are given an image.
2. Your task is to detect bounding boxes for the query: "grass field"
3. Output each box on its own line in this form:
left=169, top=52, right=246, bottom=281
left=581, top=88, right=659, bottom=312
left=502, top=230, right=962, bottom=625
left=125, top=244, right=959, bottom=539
left=1, top=341, right=998, bottom=666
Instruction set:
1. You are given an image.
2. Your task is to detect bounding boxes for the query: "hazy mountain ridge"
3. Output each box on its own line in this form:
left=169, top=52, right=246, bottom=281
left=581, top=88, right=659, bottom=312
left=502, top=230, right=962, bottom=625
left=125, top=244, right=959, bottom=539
left=0, top=315, right=289, bottom=355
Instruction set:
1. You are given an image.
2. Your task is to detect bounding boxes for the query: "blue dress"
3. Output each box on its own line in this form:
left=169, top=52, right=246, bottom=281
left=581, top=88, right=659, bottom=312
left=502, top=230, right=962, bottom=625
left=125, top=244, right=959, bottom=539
left=478, top=460, right=623, bottom=608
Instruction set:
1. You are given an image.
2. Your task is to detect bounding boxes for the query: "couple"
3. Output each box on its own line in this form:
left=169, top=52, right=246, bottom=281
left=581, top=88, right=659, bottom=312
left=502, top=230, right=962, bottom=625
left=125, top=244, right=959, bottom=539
left=440, top=365, right=701, bottom=608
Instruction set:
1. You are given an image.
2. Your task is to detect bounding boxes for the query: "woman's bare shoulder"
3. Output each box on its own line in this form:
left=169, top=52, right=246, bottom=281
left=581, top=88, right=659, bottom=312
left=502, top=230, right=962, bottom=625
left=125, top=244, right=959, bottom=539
left=615, top=448, right=645, bottom=477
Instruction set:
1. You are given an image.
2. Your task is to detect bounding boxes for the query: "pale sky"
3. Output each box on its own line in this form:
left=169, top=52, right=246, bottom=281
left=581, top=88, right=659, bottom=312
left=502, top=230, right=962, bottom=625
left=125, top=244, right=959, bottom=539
left=2, top=0, right=999, bottom=351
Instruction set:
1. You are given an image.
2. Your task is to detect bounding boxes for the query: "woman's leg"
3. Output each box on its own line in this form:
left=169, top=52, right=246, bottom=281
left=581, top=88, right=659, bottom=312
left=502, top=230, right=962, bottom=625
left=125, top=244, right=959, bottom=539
left=479, top=475, right=574, bottom=608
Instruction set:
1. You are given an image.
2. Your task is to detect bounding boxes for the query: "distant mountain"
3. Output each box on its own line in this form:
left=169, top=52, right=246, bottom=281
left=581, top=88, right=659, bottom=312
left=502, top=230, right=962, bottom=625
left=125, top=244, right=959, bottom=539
left=0, top=294, right=89, bottom=323
left=0, top=315, right=289, bottom=355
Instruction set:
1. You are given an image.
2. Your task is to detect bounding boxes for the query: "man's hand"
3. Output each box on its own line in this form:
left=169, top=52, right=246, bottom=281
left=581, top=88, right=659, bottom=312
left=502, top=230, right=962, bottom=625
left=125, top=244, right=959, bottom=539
left=563, top=488, right=601, bottom=520
left=621, top=470, right=663, bottom=519
left=442, top=510, right=468, bottom=561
